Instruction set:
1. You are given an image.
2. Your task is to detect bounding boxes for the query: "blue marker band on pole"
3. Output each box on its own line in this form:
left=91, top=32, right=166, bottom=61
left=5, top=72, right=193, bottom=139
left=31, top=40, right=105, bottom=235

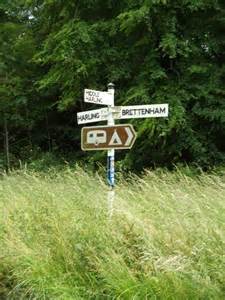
left=107, top=155, right=115, bottom=187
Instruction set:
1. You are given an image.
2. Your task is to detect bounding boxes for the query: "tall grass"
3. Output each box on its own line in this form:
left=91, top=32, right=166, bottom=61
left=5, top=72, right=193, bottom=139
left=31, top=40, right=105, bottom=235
left=0, top=167, right=224, bottom=299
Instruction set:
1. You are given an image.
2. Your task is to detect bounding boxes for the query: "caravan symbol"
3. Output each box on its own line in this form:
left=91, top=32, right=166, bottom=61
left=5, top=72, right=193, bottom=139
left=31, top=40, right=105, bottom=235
left=87, top=130, right=107, bottom=145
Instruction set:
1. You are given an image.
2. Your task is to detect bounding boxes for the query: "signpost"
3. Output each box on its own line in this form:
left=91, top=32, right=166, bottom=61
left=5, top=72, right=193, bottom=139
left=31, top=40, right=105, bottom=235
left=77, top=83, right=169, bottom=216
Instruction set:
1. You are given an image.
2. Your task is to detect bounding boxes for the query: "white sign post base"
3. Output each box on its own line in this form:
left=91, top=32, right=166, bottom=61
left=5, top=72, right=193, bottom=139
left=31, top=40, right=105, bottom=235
left=107, top=189, right=115, bottom=218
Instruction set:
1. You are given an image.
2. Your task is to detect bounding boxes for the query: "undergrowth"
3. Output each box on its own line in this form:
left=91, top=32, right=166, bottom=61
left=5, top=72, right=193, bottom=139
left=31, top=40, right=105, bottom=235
left=0, top=167, right=224, bottom=299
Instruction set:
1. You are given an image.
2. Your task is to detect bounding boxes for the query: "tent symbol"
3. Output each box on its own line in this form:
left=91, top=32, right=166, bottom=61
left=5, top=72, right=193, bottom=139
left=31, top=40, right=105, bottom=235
left=109, top=130, right=122, bottom=146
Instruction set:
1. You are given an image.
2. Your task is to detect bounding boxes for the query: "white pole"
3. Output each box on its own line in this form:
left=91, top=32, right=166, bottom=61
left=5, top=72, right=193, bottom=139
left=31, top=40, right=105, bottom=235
left=107, top=83, right=115, bottom=187
left=107, top=83, right=115, bottom=216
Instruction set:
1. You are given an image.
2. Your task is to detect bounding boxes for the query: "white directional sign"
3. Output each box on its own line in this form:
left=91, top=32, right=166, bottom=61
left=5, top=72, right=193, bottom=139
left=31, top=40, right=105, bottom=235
left=84, top=89, right=113, bottom=106
left=77, top=108, right=108, bottom=125
left=77, top=104, right=169, bottom=124
left=111, top=104, right=169, bottom=120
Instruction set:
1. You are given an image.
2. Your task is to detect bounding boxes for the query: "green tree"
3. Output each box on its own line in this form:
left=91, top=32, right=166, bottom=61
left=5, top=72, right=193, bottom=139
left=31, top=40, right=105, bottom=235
left=1, top=0, right=225, bottom=170
left=0, top=0, right=38, bottom=169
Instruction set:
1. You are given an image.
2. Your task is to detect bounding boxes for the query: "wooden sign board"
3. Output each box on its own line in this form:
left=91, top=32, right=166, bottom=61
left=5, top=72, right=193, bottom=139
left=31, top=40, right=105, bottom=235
left=81, top=124, right=136, bottom=151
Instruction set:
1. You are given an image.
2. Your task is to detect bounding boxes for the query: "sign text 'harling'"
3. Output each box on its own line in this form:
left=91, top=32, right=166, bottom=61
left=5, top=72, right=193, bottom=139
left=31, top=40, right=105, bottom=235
left=81, top=124, right=136, bottom=151
left=77, top=108, right=108, bottom=125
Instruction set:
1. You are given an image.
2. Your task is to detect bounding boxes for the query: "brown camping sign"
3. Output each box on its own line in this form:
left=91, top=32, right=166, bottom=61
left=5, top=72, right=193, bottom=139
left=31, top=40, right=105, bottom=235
left=81, top=124, right=137, bottom=151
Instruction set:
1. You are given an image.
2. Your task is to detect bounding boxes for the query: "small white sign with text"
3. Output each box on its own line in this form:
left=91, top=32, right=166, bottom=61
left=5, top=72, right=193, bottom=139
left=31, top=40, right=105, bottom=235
left=111, top=104, right=169, bottom=120
left=84, top=89, right=113, bottom=106
left=77, top=108, right=108, bottom=125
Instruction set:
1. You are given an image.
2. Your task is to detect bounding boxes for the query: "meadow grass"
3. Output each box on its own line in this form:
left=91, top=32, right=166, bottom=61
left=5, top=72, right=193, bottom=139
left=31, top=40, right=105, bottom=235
left=0, top=167, right=224, bottom=299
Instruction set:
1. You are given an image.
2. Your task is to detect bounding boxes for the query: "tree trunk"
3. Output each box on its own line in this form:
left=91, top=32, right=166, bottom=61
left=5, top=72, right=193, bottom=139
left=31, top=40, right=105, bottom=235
left=4, top=115, right=10, bottom=173
left=26, top=105, right=32, bottom=148
left=45, top=112, right=51, bottom=152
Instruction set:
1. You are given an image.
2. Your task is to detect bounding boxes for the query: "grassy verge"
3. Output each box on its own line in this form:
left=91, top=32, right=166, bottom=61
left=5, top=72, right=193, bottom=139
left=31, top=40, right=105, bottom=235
left=0, top=167, right=224, bottom=299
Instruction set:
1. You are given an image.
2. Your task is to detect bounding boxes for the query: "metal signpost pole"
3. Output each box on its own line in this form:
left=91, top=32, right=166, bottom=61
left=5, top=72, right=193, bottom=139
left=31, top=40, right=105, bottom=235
left=107, top=83, right=115, bottom=216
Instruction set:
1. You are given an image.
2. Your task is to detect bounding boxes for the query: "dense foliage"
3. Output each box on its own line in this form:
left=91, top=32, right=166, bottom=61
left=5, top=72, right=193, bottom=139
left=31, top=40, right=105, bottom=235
left=1, top=0, right=225, bottom=170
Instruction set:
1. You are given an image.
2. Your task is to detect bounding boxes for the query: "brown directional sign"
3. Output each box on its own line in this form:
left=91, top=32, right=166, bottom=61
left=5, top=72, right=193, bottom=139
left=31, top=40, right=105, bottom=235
left=81, top=124, right=136, bottom=151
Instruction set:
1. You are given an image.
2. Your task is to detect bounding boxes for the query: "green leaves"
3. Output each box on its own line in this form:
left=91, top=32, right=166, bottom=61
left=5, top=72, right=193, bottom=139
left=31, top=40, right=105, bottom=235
left=159, top=33, right=178, bottom=58
left=117, top=5, right=150, bottom=35
left=1, top=0, right=225, bottom=169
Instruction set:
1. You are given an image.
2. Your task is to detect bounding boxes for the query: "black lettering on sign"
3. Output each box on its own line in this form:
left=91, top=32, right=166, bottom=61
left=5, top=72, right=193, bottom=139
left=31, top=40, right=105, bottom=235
left=137, top=109, right=142, bottom=115
left=88, top=113, right=99, bottom=120
left=86, top=91, right=100, bottom=97
left=160, top=107, right=166, bottom=113
left=78, top=113, right=99, bottom=122
left=96, top=97, right=103, bottom=103
left=86, top=94, right=103, bottom=104
left=120, top=106, right=167, bottom=118
left=122, top=109, right=129, bottom=116
left=147, top=108, right=155, bottom=114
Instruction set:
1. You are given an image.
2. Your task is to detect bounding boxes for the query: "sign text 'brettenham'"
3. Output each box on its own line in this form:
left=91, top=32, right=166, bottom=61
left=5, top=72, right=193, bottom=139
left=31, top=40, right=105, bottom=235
left=113, top=104, right=168, bottom=120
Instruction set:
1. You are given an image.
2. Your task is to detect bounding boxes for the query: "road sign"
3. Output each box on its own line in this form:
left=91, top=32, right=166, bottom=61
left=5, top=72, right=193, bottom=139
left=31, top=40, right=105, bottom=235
left=77, top=108, right=108, bottom=125
left=81, top=124, right=136, bottom=151
left=111, top=104, right=169, bottom=120
left=77, top=104, right=168, bottom=125
left=84, top=89, right=113, bottom=106
left=78, top=84, right=170, bottom=215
